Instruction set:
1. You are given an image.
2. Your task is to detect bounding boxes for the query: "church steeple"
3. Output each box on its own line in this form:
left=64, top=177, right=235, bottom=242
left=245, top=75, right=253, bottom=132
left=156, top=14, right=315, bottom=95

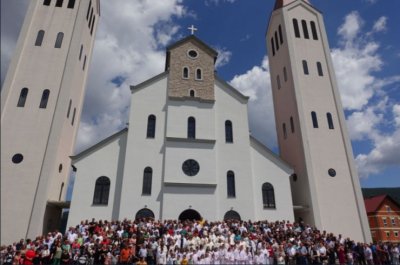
left=274, top=0, right=310, bottom=10
left=267, top=0, right=371, bottom=242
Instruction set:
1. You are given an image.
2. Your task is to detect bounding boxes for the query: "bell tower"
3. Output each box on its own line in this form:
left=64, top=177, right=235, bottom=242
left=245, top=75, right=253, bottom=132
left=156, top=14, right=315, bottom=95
left=1, top=0, right=100, bottom=244
left=267, top=0, right=371, bottom=242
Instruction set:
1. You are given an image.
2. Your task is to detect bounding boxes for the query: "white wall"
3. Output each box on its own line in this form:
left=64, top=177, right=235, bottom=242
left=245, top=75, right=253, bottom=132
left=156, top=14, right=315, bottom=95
left=67, top=131, right=127, bottom=228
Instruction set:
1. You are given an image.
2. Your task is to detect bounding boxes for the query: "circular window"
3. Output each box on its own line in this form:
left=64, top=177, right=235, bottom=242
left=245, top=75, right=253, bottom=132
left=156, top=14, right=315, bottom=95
left=182, top=159, right=200, bottom=176
left=12, top=153, right=24, bottom=164
left=59, top=164, right=63, bottom=173
left=328, top=168, right=336, bottom=177
left=187, top=49, right=198, bottom=59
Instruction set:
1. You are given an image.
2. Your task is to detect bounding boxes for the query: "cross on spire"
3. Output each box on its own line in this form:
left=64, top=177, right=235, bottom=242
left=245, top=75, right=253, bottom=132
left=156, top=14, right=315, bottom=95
left=188, top=25, right=198, bottom=35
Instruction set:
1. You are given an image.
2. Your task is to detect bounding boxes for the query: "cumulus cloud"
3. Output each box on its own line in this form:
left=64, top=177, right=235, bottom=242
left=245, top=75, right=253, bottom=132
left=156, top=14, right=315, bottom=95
left=331, top=11, right=400, bottom=178
left=229, top=57, right=277, bottom=148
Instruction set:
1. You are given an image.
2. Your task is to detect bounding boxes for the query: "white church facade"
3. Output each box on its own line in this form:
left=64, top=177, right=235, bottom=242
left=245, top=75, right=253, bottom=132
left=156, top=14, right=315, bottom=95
left=67, top=35, right=295, bottom=226
left=1, top=0, right=372, bottom=244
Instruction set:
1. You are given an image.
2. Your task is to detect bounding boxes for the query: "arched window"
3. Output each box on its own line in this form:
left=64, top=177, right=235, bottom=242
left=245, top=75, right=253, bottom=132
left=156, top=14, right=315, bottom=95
left=278, top=25, right=283, bottom=44
left=311, top=111, right=318, bottom=128
left=135, top=208, right=155, bottom=220
left=71, top=108, right=76, bottom=125
left=35, top=30, right=45, bottom=46
left=224, top=210, right=241, bottom=221
left=67, top=99, right=72, bottom=117
left=293, top=19, right=300, bottom=38
left=317, top=62, right=323, bottom=76
left=90, top=16, right=95, bottom=35
left=225, top=120, right=233, bottom=143
left=17, top=88, right=28, bottom=107
left=282, top=123, right=287, bottom=139
left=55, top=0, right=63, bottom=7
left=271, top=38, right=275, bottom=56
left=310, top=21, right=318, bottom=40
left=274, top=31, right=279, bottom=51
left=290, top=116, right=295, bottom=133
left=188, top=117, right=196, bottom=139
left=88, top=9, right=94, bottom=27
left=227, top=171, right=236, bottom=198
left=79, top=45, right=83, bottom=60
left=301, top=20, right=309, bottom=39
left=262, top=183, right=275, bottom=209
left=283, top=67, right=287, bottom=82
left=86, top=1, right=92, bottom=20
left=147, top=115, right=156, bottom=138
left=277, top=75, right=281, bottom=89
left=67, top=0, right=76, bottom=9
left=183, top=67, right=189, bottom=79
left=43, top=0, right=51, bottom=6
left=142, top=167, right=152, bottom=195
left=55, top=32, right=64, bottom=48
left=302, top=60, right=309, bottom=75
left=59, top=182, right=64, bottom=201
left=39, top=89, right=50, bottom=109
left=196, top=68, right=202, bottom=80
left=93, top=176, right=110, bottom=205
left=327, top=113, right=334, bottom=129
left=189, top=90, right=195, bottom=97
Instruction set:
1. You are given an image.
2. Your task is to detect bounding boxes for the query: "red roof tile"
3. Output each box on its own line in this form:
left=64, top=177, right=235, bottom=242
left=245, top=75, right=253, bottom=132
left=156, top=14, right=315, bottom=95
left=364, top=194, right=387, bottom=213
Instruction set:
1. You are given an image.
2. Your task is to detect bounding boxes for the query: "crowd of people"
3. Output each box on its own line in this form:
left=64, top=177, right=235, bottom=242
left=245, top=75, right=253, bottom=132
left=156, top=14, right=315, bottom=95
left=1, top=218, right=399, bottom=265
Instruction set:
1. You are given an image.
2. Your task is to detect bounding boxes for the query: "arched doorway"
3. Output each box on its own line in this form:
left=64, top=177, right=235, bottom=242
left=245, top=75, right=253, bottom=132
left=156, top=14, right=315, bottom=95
left=135, top=208, right=155, bottom=220
left=223, top=210, right=241, bottom=221
left=178, top=209, right=201, bottom=221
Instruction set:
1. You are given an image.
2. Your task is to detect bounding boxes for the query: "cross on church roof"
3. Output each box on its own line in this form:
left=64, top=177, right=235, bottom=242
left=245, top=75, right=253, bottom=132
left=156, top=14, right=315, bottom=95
left=188, top=25, right=198, bottom=35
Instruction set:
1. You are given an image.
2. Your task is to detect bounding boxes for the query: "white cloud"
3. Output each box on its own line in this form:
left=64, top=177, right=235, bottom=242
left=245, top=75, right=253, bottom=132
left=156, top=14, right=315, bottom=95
left=372, top=16, right=388, bottom=33
left=337, top=11, right=363, bottom=43
left=229, top=57, right=277, bottom=148
left=393, top=104, right=400, bottom=127
left=215, top=47, right=232, bottom=69
left=331, top=11, right=400, bottom=178
left=346, top=108, right=382, bottom=141
left=332, top=12, right=399, bottom=111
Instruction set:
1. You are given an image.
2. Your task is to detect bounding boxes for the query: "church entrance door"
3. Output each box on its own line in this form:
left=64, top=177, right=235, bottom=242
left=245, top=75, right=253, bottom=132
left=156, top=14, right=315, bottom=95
left=178, top=209, right=201, bottom=221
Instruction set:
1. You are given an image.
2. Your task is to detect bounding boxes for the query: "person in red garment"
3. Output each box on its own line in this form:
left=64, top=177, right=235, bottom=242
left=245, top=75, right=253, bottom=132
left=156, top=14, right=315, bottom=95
left=23, top=248, right=35, bottom=265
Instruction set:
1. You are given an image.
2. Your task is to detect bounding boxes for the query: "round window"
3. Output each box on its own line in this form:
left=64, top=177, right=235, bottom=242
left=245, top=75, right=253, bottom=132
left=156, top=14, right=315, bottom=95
left=188, top=49, right=198, bottom=59
left=328, top=168, right=336, bottom=177
left=12, top=153, right=24, bottom=164
left=182, top=159, right=200, bottom=176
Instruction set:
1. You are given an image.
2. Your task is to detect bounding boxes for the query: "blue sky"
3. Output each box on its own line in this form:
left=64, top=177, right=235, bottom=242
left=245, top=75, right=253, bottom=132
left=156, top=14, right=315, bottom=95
left=1, top=0, right=399, bottom=189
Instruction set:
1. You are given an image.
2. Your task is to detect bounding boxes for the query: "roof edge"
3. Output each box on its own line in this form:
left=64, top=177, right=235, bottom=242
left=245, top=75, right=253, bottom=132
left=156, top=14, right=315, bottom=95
left=130, top=72, right=168, bottom=93
left=71, top=128, right=128, bottom=163
left=250, top=135, right=293, bottom=174
left=214, top=74, right=250, bottom=102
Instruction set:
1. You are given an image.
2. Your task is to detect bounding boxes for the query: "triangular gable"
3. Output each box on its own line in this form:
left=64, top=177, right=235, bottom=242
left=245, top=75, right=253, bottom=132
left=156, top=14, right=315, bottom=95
left=71, top=128, right=128, bottom=163
left=250, top=135, right=293, bottom=174
left=165, top=35, right=218, bottom=71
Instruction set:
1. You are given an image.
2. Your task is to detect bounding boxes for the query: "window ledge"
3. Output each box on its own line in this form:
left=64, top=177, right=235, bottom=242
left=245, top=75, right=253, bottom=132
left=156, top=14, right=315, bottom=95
left=166, top=137, right=215, bottom=144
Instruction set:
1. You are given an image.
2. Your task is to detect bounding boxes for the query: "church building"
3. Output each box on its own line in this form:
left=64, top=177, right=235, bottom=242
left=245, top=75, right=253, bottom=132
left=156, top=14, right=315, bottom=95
left=1, top=0, right=372, bottom=244
left=67, top=35, right=295, bottom=227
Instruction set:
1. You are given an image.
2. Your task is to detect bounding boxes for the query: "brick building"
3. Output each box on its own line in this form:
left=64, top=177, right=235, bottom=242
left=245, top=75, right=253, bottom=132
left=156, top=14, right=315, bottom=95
left=365, top=194, right=400, bottom=242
